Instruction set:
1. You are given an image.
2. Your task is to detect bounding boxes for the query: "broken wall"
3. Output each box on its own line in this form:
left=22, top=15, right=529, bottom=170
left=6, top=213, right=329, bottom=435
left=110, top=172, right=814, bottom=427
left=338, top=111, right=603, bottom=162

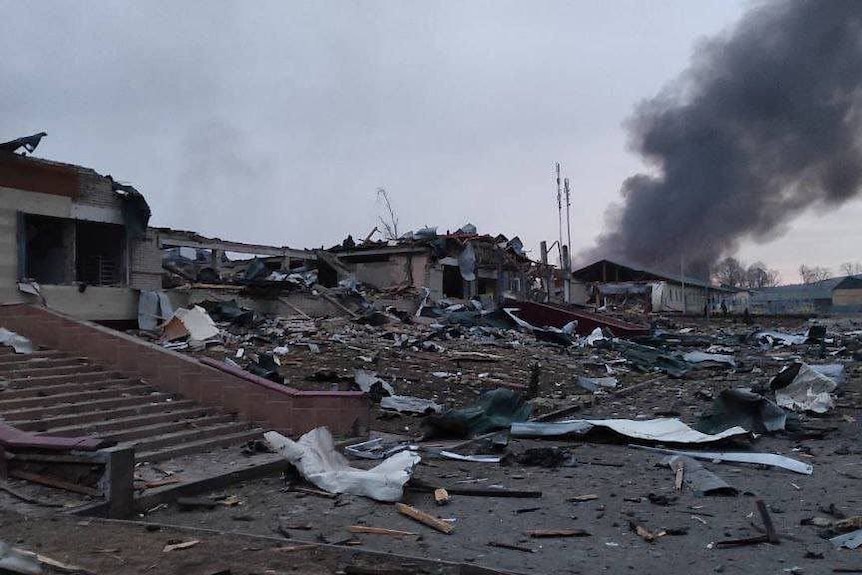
left=341, top=252, right=429, bottom=290
left=0, top=156, right=161, bottom=320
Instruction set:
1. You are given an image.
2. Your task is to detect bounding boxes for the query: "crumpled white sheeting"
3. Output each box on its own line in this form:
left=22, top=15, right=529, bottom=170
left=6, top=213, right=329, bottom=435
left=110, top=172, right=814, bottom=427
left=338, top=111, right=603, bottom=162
left=265, top=427, right=420, bottom=502
left=0, top=328, right=33, bottom=354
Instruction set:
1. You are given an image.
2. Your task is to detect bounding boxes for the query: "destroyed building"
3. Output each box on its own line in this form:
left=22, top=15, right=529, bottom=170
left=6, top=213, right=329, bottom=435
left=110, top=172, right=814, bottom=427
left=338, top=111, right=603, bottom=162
left=572, top=258, right=745, bottom=314
left=0, top=133, right=160, bottom=322
left=324, top=227, right=535, bottom=305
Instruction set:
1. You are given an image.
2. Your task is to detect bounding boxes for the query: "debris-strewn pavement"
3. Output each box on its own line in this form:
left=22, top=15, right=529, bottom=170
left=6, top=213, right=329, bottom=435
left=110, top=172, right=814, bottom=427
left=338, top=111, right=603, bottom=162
left=142, top=433, right=862, bottom=574
left=5, top=295, right=862, bottom=574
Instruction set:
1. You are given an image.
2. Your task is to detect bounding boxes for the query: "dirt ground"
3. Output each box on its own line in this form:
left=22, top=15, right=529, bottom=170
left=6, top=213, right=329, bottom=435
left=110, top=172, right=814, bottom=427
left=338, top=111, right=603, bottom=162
left=0, top=509, right=493, bottom=574
left=4, top=313, right=862, bottom=574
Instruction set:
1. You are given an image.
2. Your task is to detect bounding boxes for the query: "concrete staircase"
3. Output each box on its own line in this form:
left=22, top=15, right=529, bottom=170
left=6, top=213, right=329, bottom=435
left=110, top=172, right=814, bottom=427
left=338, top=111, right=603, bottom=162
left=0, top=346, right=263, bottom=464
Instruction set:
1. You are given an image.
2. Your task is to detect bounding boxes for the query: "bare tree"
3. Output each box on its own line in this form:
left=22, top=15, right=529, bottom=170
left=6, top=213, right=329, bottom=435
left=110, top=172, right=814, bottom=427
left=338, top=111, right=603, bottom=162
left=799, top=264, right=832, bottom=284
left=840, top=261, right=862, bottom=276
left=375, top=188, right=400, bottom=240
left=745, top=262, right=780, bottom=288
left=712, top=257, right=747, bottom=288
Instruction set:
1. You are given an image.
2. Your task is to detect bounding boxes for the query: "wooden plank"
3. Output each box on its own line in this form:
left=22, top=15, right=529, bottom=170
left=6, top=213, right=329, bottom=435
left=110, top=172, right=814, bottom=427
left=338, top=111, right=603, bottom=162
left=348, top=526, right=417, bottom=538
left=395, top=503, right=453, bottom=534
left=9, top=469, right=101, bottom=497
left=526, top=529, right=590, bottom=538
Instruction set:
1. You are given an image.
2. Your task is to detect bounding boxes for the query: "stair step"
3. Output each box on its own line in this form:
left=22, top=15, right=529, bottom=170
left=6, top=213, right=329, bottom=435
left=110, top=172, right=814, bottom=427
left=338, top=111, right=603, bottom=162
left=0, top=378, right=138, bottom=399
left=0, top=393, right=173, bottom=420
left=0, top=357, right=85, bottom=373
left=0, top=385, right=154, bottom=411
left=4, top=364, right=101, bottom=378
left=0, top=350, right=67, bottom=365
left=37, top=407, right=214, bottom=437
left=7, top=371, right=116, bottom=385
left=136, top=429, right=264, bottom=463
left=99, top=414, right=235, bottom=443
left=119, top=421, right=252, bottom=453
left=10, top=400, right=199, bottom=432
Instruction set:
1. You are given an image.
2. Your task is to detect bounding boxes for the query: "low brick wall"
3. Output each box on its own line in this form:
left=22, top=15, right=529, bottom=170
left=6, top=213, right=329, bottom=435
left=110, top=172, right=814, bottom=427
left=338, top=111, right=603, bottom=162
left=0, top=304, right=370, bottom=437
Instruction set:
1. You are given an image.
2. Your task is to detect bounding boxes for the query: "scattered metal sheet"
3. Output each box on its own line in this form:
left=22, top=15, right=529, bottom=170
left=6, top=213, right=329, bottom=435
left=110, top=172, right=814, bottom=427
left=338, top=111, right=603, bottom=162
left=683, top=351, right=737, bottom=368
left=354, top=369, right=395, bottom=398
left=576, top=376, right=618, bottom=392
left=830, top=528, right=862, bottom=549
left=632, top=445, right=813, bottom=475
left=511, top=418, right=748, bottom=444
left=437, top=451, right=501, bottom=463
left=138, top=290, right=174, bottom=332
left=380, top=395, right=443, bottom=414
left=344, top=437, right=412, bottom=460
left=662, top=455, right=738, bottom=496
left=696, top=388, right=786, bottom=435
left=755, top=330, right=808, bottom=347
left=774, top=363, right=838, bottom=413
left=0, top=540, right=41, bottom=575
left=162, top=305, right=220, bottom=342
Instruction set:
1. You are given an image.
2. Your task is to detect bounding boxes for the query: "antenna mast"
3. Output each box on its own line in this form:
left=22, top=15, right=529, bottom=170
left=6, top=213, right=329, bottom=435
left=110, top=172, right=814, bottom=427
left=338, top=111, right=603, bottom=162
left=555, top=163, right=563, bottom=269
left=564, top=177, right=572, bottom=271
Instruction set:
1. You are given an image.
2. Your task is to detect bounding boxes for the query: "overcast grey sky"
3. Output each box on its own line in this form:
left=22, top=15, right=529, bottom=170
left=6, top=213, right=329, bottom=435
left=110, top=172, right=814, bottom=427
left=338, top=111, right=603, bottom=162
left=3, top=1, right=860, bottom=283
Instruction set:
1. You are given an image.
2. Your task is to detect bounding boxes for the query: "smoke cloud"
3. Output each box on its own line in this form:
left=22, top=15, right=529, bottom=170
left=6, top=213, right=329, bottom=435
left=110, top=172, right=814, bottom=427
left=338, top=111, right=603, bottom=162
left=581, top=1, right=862, bottom=278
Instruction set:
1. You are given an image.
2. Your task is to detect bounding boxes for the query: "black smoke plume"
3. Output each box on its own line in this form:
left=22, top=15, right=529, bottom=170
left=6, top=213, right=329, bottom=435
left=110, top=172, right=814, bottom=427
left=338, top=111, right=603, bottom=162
left=582, top=1, right=862, bottom=278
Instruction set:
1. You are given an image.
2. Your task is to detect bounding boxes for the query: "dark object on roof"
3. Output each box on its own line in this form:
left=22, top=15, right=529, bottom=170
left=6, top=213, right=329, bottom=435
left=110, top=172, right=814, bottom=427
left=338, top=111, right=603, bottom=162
left=834, top=275, right=862, bottom=291
left=573, top=258, right=720, bottom=290
left=109, top=177, right=151, bottom=238
left=0, top=132, right=47, bottom=154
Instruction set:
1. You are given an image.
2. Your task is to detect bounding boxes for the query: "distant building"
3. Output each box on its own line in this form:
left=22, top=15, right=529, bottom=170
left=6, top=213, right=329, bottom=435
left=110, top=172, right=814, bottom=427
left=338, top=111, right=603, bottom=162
left=750, top=278, right=846, bottom=315
left=325, top=228, right=534, bottom=304
left=572, top=258, right=741, bottom=314
left=831, top=275, right=862, bottom=311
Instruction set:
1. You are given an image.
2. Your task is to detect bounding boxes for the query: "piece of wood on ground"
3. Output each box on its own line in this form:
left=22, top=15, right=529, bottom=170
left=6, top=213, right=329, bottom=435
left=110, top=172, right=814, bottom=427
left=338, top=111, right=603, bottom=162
left=568, top=494, right=598, bottom=502
left=291, top=485, right=338, bottom=499
left=395, top=503, right=454, bottom=534
left=526, top=529, right=590, bottom=538
left=755, top=499, right=780, bottom=544
left=348, top=525, right=417, bottom=538
left=674, top=462, right=685, bottom=491
left=272, top=544, right=319, bottom=553
left=487, top=541, right=534, bottom=553
left=434, top=488, right=449, bottom=506
left=629, top=522, right=666, bottom=543
left=0, top=483, right=63, bottom=507
left=163, top=540, right=200, bottom=552
left=8, top=470, right=101, bottom=497
left=141, top=477, right=182, bottom=489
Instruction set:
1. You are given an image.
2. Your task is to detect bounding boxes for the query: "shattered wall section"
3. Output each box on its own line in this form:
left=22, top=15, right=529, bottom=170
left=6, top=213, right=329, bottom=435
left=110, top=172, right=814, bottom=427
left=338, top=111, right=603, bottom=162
left=129, top=229, right=163, bottom=291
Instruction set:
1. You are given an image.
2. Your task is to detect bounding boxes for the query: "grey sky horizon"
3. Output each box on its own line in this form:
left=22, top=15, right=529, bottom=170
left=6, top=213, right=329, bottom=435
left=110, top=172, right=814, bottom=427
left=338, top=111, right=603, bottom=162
left=3, top=1, right=860, bottom=284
